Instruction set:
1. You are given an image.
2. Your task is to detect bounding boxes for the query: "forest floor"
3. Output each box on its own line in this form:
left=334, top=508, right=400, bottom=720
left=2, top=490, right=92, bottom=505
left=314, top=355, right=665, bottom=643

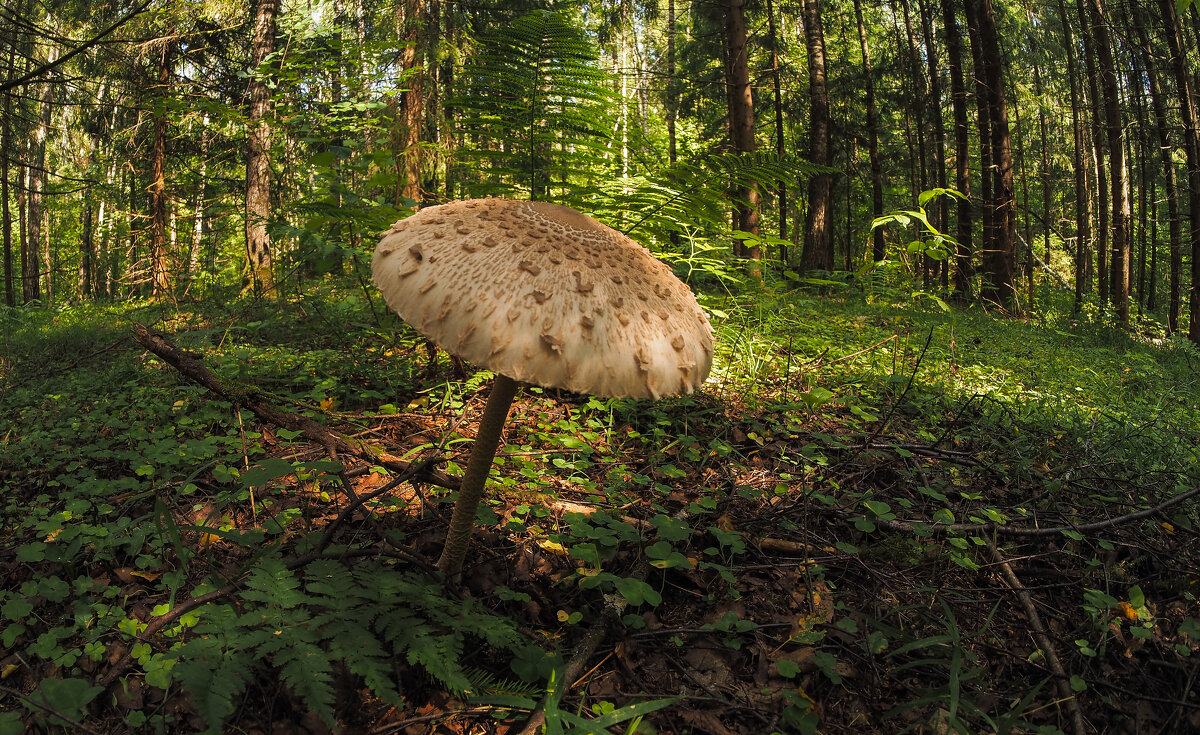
left=2, top=278, right=1200, bottom=735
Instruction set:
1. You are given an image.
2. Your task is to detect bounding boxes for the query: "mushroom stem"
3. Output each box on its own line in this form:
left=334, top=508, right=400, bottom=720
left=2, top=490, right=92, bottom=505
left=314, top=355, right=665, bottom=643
left=436, top=373, right=521, bottom=581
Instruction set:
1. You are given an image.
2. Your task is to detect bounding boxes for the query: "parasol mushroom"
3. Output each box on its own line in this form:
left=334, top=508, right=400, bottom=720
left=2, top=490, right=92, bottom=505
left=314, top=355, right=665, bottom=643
left=372, top=198, right=713, bottom=580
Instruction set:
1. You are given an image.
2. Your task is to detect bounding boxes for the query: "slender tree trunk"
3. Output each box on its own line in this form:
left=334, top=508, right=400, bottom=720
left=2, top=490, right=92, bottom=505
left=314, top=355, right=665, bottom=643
left=723, top=0, right=761, bottom=270
left=26, top=43, right=58, bottom=303
left=899, top=0, right=931, bottom=285
left=918, top=0, right=948, bottom=288
left=81, top=200, right=94, bottom=300
left=800, top=0, right=833, bottom=271
left=1087, top=0, right=1130, bottom=326
left=396, top=0, right=425, bottom=204
left=667, top=0, right=677, bottom=169
left=1058, top=0, right=1090, bottom=314
left=766, top=0, right=787, bottom=257
left=245, top=0, right=278, bottom=295
left=855, top=0, right=886, bottom=264
left=977, top=0, right=1015, bottom=306
left=1035, top=60, right=1050, bottom=288
left=19, top=164, right=32, bottom=302
left=1076, top=0, right=1108, bottom=304
left=147, top=42, right=173, bottom=298
left=1159, top=0, right=1200, bottom=343
left=964, top=0, right=992, bottom=291
left=943, top=0, right=973, bottom=299
left=188, top=113, right=209, bottom=281
left=1, top=87, right=13, bottom=307
left=1135, top=3, right=1182, bottom=330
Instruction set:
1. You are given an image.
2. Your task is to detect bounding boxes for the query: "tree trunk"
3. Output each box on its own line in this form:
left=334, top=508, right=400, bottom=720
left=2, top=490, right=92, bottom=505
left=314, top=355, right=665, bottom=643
left=1076, top=0, right=1108, bottom=304
left=667, top=0, right=677, bottom=169
left=766, top=0, right=787, bottom=257
left=1087, top=0, right=1131, bottom=326
left=1035, top=59, right=1051, bottom=305
left=19, top=164, right=32, bottom=302
left=799, top=0, right=833, bottom=272
left=1, top=87, right=13, bottom=307
left=397, top=0, right=426, bottom=204
left=975, top=0, right=1015, bottom=306
left=942, top=0, right=973, bottom=299
left=81, top=200, right=94, bottom=300
left=918, top=0, right=948, bottom=288
left=245, top=0, right=278, bottom=295
left=147, top=41, right=173, bottom=298
left=1159, top=0, right=1200, bottom=344
left=1058, top=0, right=1090, bottom=314
left=188, top=113, right=209, bottom=283
left=26, top=43, right=58, bottom=303
left=1135, top=2, right=1182, bottom=331
left=723, top=0, right=761, bottom=270
left=899, top=0, right=931, bottom=285
left=855, top=0, right=886, bottom=264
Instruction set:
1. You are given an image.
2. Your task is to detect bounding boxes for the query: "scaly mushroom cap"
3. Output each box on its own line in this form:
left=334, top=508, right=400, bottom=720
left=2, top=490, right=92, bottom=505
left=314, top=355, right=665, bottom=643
left=372, top=198, right=714, bottom=399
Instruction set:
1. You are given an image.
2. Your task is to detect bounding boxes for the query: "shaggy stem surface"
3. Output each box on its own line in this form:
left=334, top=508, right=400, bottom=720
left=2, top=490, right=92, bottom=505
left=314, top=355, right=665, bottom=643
left=437, top=373, right=520, bottom=581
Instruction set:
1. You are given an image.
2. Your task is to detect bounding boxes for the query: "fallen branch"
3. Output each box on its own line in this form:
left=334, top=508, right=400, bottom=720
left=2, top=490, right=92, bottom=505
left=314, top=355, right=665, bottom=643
left=986, top=541, right=1086, bottom=735
left=132, top=323, right=458, bottom=490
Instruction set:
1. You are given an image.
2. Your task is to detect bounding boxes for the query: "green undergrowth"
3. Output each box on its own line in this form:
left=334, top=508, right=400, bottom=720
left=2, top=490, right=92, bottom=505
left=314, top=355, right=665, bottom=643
left=2, top=279, right=1199, bottom=734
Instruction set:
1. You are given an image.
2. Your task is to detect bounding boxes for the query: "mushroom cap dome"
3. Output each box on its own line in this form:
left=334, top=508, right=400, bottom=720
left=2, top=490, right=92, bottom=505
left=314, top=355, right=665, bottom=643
left=372, top=198, right=714, bottom=399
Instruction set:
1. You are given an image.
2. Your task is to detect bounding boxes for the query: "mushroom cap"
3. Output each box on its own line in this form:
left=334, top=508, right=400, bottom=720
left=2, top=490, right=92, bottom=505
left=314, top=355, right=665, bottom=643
left=372, top=198, right=714, bottom=399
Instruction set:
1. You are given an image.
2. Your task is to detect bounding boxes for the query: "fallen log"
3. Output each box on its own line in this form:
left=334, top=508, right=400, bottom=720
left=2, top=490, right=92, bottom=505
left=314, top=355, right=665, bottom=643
left=131, top=322, right=459, bottom=490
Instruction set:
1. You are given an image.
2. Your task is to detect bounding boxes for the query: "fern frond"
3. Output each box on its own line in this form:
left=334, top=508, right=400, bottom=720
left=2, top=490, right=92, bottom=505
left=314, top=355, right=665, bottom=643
left=453, top=9, right=617, bottom=200
left=169, top=559, right=528, bottom=733
left=277, top=639, right=337, bottom=726
left=240, top=555, right=305, bottom=609
left=591, top=151, right=832, bottom=247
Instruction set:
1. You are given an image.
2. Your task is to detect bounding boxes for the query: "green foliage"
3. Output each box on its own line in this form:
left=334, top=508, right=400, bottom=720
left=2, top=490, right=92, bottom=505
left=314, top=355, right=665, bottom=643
left=170, top=555, right=525, bottom=733
left=471, top=667, right=678, bottom=735
left=455, top=10, right=617, bottom=201
left=594, top=150, right=827, bottom=247
left=867, top=188, right=966, bottom=302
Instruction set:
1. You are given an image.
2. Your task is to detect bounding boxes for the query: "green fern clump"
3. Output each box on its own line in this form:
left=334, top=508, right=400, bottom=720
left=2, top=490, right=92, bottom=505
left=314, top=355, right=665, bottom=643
left=169, top=555, right=525, bottom=733
left=454, top=10, right=617, bottom=201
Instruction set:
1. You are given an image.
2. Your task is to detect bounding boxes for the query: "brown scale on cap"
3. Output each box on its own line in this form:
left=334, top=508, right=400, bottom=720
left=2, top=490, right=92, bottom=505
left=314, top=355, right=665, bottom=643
left=372, top=198, right=714, bottom=399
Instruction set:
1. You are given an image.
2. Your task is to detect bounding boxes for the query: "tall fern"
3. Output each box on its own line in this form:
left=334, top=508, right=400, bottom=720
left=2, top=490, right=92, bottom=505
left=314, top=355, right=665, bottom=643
left=454, top=10, right=616, bottom=201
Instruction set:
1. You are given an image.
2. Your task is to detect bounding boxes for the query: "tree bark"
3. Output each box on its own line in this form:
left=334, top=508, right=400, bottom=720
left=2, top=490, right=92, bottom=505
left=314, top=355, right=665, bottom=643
left=918, top=0, right=948, bottom=288
left=1159, top=0, right=1200, bottom=344
left=1135, top=2, right=1182, bottom=331
left=1, top=86, right=13, bottom=307
left=19, top=164, right=31, bottom=302
left=974, top=0, right=1016, bottom=307
left=899, top=0, right=931, bottom=285
left=395, top=0, right=425, bottom=205
left=245, top=0, right=278, bottom=296
left=148, top=41, right=173, bottom=298
left=1075, top=0, right=1107, bottom=303
left=1058, top=0, right=1090, bottom=315
left=1087, top=0, right=1131, bottom=326
left=766, top=0, right=787, bottom=257
left=26, top=43, right=58, bottom=303
left=667, top=0, right=677, bottom=170
left=800, top=0, right=833, bottom=272
left=723, top=0, right=761, bottom=270
left=942, top=0, right=973, bottom=299
left=855, top=0, right=886, bottom=264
